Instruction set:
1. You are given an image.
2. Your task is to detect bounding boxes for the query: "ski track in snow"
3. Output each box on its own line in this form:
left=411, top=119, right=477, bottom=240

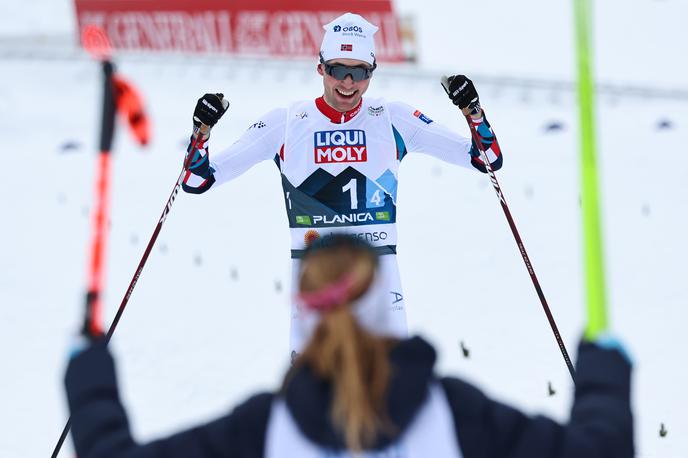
left=0, top=1, right=687, bottom=457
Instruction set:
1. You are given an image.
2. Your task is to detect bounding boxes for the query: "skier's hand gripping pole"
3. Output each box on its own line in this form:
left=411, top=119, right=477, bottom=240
left=443, top=74, right=482, bottom=117
left=184, top=93, right=230, bottom=172
left=441, top=75, right=576, bottom=382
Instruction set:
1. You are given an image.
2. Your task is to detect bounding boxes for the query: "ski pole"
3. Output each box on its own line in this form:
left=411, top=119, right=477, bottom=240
left=83, top=59, right=117, bottom=338
left=53, top=25, right=153, bottom=457
left=101, top=125, right=205, bottom=347
left=84, top=63, right=151, bottom=338
left=573, top=0, right=609, bottom=341
left=51, top=131, right=205, bottom=458
left=441, top=76, right=576, bottom=382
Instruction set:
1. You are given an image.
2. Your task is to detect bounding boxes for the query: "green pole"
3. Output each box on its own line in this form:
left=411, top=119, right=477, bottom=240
left=574, top=0, right=608, bottom=340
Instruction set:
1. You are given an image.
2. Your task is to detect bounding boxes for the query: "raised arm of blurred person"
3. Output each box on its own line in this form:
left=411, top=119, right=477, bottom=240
left=65, top=234, right=632, bottom=458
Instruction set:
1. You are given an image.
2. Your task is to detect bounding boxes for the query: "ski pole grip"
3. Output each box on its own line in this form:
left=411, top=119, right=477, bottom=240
left=440, top=75, right=451, bottom=94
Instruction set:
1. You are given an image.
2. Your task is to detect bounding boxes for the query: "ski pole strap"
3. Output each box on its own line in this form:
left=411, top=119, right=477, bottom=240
left=291, top=244, right=397, bottom=259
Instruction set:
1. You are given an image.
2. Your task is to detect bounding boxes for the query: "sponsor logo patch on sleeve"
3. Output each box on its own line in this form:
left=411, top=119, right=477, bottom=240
left=413, top=110, right=433, bottom=125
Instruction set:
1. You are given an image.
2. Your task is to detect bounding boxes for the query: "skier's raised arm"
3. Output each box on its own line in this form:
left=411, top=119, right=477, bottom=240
left=182, top=94, right=286, bottom=194
left=388, top=75, right=503, bottom=173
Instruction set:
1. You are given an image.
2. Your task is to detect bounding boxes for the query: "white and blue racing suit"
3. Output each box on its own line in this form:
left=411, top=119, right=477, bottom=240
left=183, top=96, right=503, bottom=354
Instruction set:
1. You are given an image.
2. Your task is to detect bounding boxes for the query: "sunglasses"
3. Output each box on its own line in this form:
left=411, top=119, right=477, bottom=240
left=321, top=61, right=376, bottom=82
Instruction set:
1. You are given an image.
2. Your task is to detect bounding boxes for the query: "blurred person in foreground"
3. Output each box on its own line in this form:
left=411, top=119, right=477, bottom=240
left=65, top=234, right=633, bottom=457
left=181, top=12, right=504, bottom=358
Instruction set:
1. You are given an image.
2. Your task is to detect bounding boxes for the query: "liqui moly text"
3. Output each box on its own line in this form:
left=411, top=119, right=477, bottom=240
left=314, top=130, right=367, bottom=163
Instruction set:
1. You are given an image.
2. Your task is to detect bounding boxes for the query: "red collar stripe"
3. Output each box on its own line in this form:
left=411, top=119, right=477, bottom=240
left=315, top=96, right=362, bottom=124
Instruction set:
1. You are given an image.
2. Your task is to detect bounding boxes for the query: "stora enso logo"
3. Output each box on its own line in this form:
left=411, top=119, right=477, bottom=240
left=314, top=130, right=367, bottom=164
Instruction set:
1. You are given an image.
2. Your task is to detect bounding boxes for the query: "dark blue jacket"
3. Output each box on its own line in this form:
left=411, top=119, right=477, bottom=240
left=64, top=336, right=633, bottom=457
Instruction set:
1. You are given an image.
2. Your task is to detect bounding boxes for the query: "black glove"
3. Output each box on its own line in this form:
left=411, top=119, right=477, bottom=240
left=193, top=93, right=229, bottom=129
left=443, top=75, right=481, bottom=115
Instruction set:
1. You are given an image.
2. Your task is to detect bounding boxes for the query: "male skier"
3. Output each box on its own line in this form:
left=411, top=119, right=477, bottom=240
left=182, top=13, right=503, bottom=355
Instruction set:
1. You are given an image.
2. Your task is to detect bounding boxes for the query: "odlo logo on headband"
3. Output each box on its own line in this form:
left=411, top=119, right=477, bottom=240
left=314, top=130, right=367, bottom=163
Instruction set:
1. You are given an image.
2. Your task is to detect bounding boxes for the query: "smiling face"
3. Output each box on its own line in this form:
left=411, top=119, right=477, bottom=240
left=318, top=58, right=373, bottom=112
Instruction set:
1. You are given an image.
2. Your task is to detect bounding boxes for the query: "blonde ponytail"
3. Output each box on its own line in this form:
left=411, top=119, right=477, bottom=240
left=292, top=241, right=396, bottom=451
left=301, top=306, right=393, bottom=451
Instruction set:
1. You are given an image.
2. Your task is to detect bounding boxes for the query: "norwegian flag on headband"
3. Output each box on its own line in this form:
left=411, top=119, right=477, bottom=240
left=341, top=44, right=353, bottom=51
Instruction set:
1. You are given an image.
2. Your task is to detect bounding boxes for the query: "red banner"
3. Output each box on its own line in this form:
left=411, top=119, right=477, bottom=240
left=74, top=0, right=406, bottom=61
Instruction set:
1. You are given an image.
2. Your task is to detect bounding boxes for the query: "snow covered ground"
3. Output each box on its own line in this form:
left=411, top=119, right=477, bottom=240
left=0, top=1, right=687, bottom=457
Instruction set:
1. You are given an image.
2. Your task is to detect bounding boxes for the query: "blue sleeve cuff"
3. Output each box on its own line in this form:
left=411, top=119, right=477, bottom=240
left=591, top=332, right=633, bottom=365
left=68, top=334, right=93, bottom=359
